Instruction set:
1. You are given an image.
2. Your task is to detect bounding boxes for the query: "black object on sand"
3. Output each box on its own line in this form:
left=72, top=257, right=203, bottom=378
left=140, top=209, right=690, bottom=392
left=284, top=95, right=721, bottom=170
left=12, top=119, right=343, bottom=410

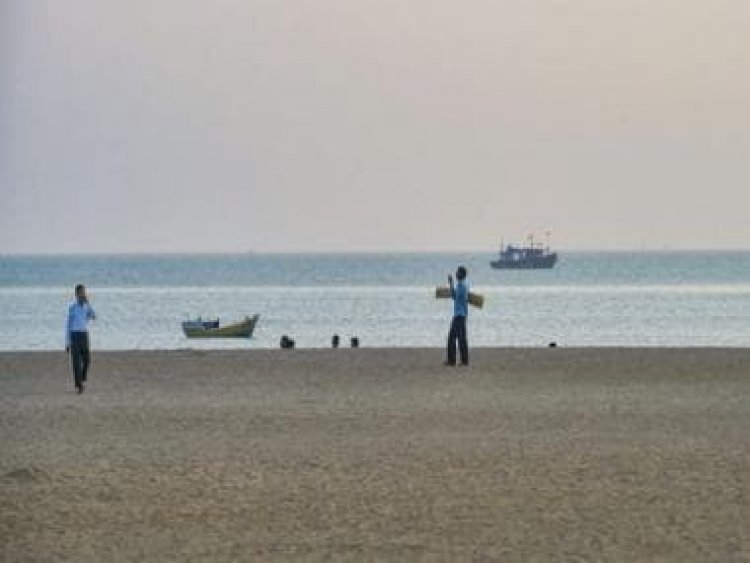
left=332, top=334, right=340, bottom=348
left=280, top=335, right=295, bottom=349
left=350, top=337, right=359, bottom=348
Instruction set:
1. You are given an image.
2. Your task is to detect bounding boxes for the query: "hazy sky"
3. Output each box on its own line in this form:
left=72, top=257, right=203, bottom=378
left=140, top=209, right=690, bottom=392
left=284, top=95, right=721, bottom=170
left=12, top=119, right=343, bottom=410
left=2, top=0, right=749, bottom=252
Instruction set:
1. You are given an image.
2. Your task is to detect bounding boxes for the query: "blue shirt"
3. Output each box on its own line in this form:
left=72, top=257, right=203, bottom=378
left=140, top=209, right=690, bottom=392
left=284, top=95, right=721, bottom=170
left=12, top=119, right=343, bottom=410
left=452, top=280, right=469, bottom=317
left=66, top=301, right=96, bottom=346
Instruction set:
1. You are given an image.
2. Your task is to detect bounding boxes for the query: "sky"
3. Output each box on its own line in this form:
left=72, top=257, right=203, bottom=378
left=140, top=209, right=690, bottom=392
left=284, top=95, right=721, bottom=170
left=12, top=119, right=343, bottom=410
left=2, top=0, right=749, bottom=252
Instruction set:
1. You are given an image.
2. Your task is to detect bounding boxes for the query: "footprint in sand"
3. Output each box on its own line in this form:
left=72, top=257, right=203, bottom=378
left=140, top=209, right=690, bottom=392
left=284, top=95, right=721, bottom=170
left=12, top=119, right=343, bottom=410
left=4, top=466, right=50, bottom=483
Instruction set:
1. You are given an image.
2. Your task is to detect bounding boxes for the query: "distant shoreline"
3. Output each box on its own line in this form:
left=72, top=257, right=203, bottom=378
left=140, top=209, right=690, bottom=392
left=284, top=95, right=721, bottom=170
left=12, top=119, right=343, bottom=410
left=3, top=346, right=750, bottom=355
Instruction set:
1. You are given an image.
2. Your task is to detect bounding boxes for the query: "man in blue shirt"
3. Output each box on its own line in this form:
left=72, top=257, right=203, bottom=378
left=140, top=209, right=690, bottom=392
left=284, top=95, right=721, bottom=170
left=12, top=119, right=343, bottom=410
left=445, top=266, right=469, bottom=366
left=66, top=284, right=96, bottom=393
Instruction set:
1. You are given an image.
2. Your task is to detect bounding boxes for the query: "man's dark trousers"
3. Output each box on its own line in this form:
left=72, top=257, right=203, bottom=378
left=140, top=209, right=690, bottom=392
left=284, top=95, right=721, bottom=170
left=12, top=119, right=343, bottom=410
left=446, top=315, right=468, bottom=365
left=70, top=331, right=90, bottom=388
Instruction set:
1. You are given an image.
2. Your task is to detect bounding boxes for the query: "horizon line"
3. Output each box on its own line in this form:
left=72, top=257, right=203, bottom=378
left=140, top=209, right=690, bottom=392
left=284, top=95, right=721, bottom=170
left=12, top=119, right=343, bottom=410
left=2, top=247, right=750, bottom=257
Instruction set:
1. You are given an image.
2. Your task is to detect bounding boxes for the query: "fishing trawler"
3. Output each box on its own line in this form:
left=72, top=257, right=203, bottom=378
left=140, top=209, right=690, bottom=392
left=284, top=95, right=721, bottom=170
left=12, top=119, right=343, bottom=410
left=490, top=233, right=558, bottom=270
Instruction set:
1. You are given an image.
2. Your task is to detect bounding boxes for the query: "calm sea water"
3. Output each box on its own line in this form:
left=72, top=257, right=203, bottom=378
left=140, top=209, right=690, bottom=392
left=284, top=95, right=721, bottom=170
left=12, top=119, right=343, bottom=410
left=1, top=252, right=748, bottom=350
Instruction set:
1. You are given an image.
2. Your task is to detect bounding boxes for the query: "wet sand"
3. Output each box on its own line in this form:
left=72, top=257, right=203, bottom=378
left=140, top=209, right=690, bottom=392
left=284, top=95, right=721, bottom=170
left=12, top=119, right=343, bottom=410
left=1, top=348, right=749, bottom=562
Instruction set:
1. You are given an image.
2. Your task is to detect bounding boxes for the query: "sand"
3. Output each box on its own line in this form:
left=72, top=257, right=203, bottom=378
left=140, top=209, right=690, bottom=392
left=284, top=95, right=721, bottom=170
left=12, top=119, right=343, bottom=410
left=1, top=348, right=749, bottom=562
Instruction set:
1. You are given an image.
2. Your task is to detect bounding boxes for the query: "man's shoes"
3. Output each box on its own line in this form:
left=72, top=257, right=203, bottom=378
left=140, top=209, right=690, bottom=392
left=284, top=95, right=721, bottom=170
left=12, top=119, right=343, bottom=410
left=443, top=361, right=456, bottom=367
left=77, top=383, right=85, bottom=394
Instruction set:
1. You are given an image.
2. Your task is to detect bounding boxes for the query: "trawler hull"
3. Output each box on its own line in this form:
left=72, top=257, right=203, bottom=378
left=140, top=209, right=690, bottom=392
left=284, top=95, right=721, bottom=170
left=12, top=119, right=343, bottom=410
left=490, top=253, right=558, bottom=269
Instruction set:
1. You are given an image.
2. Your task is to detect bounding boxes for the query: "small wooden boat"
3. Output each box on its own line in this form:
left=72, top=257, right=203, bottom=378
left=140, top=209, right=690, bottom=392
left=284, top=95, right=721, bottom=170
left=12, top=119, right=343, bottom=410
left=182, top=314, right=259, bottom=338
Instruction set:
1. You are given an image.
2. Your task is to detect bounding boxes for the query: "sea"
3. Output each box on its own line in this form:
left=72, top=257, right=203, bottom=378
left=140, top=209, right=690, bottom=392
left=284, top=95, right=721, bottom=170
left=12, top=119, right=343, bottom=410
left=1, top=252, right=748, bottom=350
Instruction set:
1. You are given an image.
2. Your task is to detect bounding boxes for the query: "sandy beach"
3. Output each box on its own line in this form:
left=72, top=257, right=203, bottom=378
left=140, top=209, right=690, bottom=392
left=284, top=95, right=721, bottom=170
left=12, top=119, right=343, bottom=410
left=1, top=348, right=749, bottom=562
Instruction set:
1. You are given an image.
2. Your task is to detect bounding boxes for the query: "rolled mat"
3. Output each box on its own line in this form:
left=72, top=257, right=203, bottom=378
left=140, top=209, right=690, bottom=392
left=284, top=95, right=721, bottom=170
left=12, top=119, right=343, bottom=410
left=435, top=287, right=484, bottom=309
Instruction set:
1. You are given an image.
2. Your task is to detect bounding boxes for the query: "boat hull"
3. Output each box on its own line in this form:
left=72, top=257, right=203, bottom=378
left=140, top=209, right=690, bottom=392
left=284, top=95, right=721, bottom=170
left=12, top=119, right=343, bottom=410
left=182, top=314, right=259, bottom=338
left=490, top=253, right=558, bottom=269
